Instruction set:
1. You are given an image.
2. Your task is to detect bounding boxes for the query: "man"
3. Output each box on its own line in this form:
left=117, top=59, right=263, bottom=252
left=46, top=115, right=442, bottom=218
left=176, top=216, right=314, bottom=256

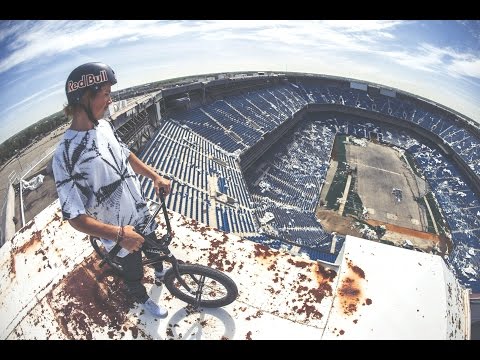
left=52, top=62, right=171, bottom=318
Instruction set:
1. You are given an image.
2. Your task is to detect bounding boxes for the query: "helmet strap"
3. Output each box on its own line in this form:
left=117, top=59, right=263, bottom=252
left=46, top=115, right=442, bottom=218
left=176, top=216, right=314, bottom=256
left=79, top=101, right=99, bottom=127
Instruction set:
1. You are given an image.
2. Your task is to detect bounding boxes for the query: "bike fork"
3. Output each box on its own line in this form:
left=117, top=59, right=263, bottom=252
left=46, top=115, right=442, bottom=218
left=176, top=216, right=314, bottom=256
left=170, top=257, right=192, bottom=292
left=194, top=275, right=206, bottom=309
left=170, top=257, right=205, bottom=309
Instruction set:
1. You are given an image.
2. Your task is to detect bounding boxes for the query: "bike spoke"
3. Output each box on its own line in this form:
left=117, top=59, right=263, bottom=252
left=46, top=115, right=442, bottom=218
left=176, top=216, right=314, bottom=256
left=174, top=273, right=229, bottom=301
left=164, top=264, right=238, bottom=308
left=195, top=275, right=205, bottom=305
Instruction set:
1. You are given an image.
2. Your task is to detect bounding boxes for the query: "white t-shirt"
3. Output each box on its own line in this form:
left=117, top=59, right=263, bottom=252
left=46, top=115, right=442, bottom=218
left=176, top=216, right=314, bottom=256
left=52, top=119, right=156, bottom=258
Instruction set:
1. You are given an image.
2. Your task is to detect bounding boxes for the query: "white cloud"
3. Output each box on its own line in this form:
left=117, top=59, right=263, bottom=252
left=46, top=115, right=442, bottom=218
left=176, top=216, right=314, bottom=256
left=321, top=20, right=405, bottom=32
left=1, top=19, right=480, bottom=143
left=445, top=53, right=480, bottom=79
left=1, top=20, right=408, bottom=74
left=0, top=20, right=194, bottom=74
left=197, top=20, right=405, bottom=53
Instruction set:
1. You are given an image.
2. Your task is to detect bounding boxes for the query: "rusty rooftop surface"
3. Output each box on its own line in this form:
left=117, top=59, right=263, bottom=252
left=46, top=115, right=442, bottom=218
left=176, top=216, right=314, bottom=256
left=0, top=200, right=471, bottom=339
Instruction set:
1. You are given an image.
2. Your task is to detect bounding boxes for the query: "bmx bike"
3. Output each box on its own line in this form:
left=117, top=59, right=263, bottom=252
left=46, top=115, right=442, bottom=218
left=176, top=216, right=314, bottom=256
left=91, top=189, right=238, bottom=309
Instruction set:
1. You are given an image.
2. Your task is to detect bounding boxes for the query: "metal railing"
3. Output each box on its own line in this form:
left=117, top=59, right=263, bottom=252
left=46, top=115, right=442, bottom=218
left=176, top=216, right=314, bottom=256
left=19, top=145, right=57, bottom=227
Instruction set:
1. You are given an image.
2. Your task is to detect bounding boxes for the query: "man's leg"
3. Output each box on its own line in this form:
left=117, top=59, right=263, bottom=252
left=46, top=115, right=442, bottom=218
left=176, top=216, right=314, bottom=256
left=116, top=248, right=168, bottom=318
left=116, top=250, right=148, bottom=303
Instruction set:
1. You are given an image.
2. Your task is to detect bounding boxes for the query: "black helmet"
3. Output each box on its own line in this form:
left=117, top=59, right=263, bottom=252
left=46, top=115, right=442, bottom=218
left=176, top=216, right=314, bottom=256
left=65, top=62, right=117, bottom=105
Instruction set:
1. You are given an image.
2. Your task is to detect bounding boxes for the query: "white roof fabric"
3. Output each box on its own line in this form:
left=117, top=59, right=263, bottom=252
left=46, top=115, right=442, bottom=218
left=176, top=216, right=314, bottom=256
left=0, top=201, right=470, bottom=339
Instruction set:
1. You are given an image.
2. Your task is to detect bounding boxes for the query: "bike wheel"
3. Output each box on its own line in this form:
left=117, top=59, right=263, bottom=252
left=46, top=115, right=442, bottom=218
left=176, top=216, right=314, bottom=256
left=163, top=264, right=238, bottom=308
left=90, top=237, right=125, bottom=275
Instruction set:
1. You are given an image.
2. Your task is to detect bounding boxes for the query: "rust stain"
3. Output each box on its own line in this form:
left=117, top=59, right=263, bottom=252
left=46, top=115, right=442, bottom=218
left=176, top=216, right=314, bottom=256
left=185, top=304, right=200, bottom=316
left=366, top=219, right=443, bottom=242
left=8, top=256, right=16, bottom=276
left=313, top=262, right=337, bottom=284
left=253, top=243, right=280, bottom=274
left=273, top=272, right=281, bottom=283
left=45, top=212, right=62, bottom=229
left=204, top=230, right=237, bottom=272
left=9, top=229, right=44, bottom=276
left=337, top=259, right=369, bottom=316
left=246, top=331, right=252, bottom=340
left=15, top=230, right=42, bottom=254
left=310, top=282, right=333, bottom=302
left=287, top=258, right=310, bottom=269
left=166, top=325, right=174, bottom=338
left=48, top=255, right=134, bottom=339
left=291, top=262, right=338, bottom=320
left=245, top=310, right=263, bottom=321
left=253, top=243, right=277, bottom=259
left=223, top=259, right=236, bottom=273
left=266, top=286, right=275, bottom=294
left=349, top=265, right=365, bottom=279
left=339, top=277, right=360, bottom=315
left=293, top=302, right=323, bottom=320
left=19, top=220, right=35, bottom=233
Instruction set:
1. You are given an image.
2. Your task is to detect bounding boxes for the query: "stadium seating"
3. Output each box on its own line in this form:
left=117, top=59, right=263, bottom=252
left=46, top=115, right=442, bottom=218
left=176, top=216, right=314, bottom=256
left=136, top=79, right=480, bottom=292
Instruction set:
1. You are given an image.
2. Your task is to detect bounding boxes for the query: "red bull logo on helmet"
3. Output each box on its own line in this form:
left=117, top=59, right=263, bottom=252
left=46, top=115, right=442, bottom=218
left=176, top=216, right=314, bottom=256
left=67, top=70, right=108, bottom=93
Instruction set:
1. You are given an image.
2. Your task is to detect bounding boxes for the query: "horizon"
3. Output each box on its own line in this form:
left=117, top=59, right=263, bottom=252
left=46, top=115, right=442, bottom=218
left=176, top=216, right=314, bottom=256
left=1, top=20, right=479, bottom=145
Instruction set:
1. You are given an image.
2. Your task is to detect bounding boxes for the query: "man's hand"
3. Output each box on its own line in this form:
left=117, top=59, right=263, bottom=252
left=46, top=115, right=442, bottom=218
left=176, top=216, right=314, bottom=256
left=120, top=225, right=145, bottom=253
left=153, top=174, right=171, bottom=198
left=128, top=153, right=172, bottom=197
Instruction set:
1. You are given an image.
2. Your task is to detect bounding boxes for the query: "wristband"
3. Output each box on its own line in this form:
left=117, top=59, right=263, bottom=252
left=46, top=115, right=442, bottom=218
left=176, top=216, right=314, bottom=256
left=116, top=226, right=124, bottom=244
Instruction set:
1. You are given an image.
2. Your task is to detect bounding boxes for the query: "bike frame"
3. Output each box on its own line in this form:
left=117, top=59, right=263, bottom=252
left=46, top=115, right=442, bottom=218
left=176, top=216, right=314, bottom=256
left=92, top=188, right=238, bottom=309
left=108, top=189, right=195, bottom=294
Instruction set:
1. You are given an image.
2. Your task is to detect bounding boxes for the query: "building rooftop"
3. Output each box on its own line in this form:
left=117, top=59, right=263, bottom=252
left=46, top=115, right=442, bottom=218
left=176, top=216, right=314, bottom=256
left=0, top=200, right=471, bottom=339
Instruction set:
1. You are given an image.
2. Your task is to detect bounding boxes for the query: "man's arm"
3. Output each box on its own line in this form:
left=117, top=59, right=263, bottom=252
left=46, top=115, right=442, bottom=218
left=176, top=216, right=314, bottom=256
left=128, top=152, right=171, bottom=197
left=69, top=214, right=144, bottom=253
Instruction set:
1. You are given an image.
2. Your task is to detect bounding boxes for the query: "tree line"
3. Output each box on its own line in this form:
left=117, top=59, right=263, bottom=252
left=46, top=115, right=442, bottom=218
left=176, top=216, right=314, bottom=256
left=0, top=111, right=69, bottom=168
left=0, top=72, right=225, bottom=168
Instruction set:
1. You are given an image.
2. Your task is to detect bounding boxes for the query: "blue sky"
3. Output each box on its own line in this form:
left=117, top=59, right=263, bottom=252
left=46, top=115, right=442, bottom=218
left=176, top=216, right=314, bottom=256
left=0, top=20, right=479, bottom=145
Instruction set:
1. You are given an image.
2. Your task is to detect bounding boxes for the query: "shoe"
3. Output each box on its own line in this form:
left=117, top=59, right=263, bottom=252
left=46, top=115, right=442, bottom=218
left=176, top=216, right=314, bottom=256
left=154, top=267, right=169, bottom=282
left=143, top=298, right=168, bottom=318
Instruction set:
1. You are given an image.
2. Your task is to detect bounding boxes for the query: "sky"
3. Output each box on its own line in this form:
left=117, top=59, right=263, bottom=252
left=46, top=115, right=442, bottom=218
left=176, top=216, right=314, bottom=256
left=0, top=20, right=479, bottom=145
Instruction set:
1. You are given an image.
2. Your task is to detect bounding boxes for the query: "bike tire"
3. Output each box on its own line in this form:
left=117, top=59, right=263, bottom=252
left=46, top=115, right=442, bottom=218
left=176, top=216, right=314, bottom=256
left=163, top=264, right=238, bottom=308
left=90, top=237, right=125, bottom=275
